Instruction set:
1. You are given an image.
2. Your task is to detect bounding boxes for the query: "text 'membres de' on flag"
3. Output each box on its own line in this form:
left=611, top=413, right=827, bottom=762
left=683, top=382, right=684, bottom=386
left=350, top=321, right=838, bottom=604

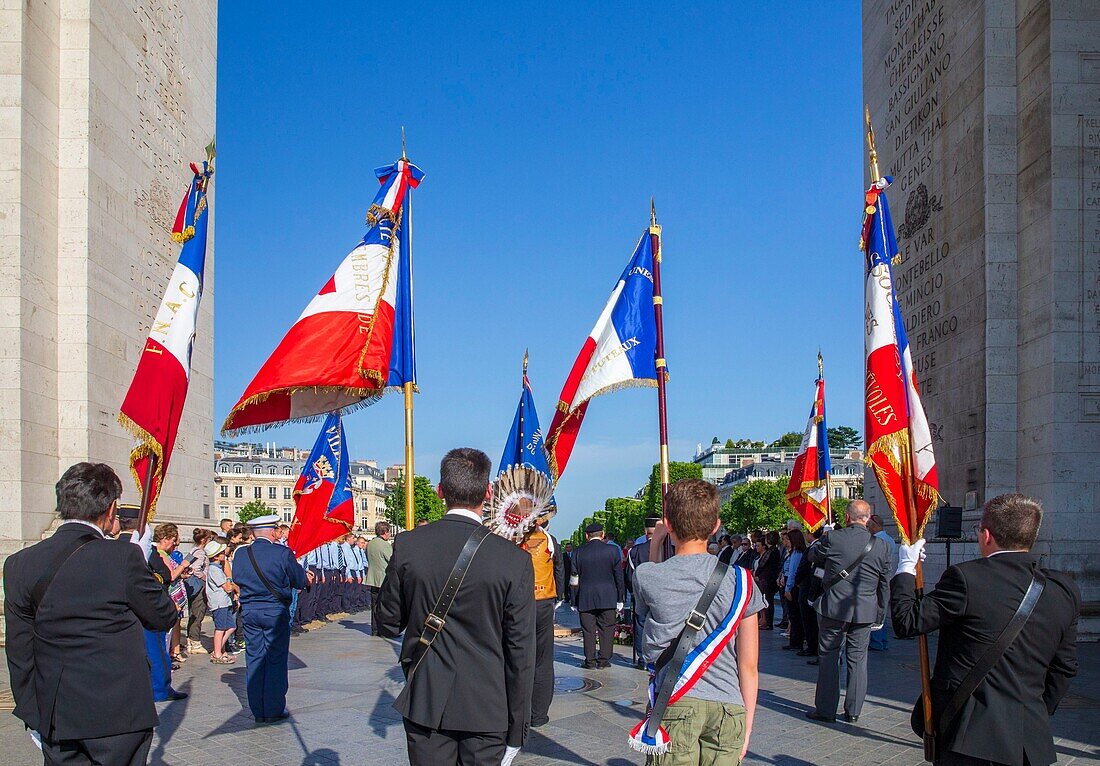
left=221, top=159, right=424, bottom=436
left=118, top=160, right=213, bottom=517
left=861, top=176, right=939, bottom=543
left=785, top=374, right=831, bottom=531
left=287, top=411, right=355, bottom=557
left=545, top=231, right=658, bottom=480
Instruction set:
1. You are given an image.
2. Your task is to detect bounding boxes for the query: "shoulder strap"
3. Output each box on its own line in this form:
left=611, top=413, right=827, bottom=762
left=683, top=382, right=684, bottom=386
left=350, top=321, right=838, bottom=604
left=31, top=532, right=100, bottom=617
left=646, top=560, right=729, bottom=731
left=938, top=571, right=1046, bottom=734
left=246, top=545, right=291, bottom=607
left=821, top=534, right=877, bottom=594
left=405, top=524, right=492, bottom=679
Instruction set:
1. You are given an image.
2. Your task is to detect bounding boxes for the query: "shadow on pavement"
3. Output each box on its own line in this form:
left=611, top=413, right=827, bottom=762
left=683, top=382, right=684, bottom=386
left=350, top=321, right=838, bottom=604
left=150, top=677, right=191, bottom=763
left=300, top=747, right=342, bottom=765
left=524, top=728, right=601, bottom=766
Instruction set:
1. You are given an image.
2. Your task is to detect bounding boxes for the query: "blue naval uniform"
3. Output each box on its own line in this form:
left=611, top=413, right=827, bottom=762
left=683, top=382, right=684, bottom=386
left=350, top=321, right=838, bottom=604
left=232, top=538, right=308, bottom=720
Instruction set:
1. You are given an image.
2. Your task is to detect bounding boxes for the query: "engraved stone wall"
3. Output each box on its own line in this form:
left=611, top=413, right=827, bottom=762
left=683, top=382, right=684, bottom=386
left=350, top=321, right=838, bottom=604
left=864, top=0, right=1100, bottom=614
left=0, top=0, right=216, bottom=556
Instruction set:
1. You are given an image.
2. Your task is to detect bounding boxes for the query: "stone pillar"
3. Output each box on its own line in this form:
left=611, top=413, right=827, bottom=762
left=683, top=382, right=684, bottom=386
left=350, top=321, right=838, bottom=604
left=0, top=0, right=217, bottom=602
left=864, top=0, right=1100, bottom=633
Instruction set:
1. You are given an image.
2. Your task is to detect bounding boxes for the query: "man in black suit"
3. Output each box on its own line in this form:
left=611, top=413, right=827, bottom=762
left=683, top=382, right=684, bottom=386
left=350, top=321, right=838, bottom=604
left=806, top=500, right=891, bottom=724
left=891, top=493, right=1079, bottom=766
left=4, top=463, right=179, bottom=766
left=573, top=522, right=624, bottom=669
left=376, top=448, right=535, bottom=766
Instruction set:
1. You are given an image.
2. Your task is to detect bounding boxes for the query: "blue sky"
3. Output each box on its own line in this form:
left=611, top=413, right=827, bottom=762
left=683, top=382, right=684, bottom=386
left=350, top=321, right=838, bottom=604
left=213, top=2, right=864, bottom=536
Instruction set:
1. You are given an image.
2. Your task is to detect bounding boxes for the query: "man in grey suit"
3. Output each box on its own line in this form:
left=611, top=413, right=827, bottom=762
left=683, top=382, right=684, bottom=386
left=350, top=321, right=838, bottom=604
left=805, top=500, right=890, bottom=724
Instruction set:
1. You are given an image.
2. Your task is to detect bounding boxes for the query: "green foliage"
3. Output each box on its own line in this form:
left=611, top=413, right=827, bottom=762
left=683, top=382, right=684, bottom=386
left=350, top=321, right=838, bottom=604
left=602, top=497, right=645, bottom=543
left=238, top=500, right=272, bottom=524
left=642, top=461, right=703, bottom=521
left=768, top=431, right=803, bottom=449
left=734, top=438, right=766, bottom=449
left=831, top=496, right=851, bottom=520
left=827, top=425, right=862, bottom=450
left=719, top=477, right=792, bottom=535
left=724, top=438, right=736, bottom=449
left=711, top=436, right=720, bottom=445
left=384, top=475, right=447, bottom=529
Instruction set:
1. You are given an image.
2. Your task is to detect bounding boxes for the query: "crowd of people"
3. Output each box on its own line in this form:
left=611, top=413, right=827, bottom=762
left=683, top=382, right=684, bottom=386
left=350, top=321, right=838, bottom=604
left=2, top=458, right=1082, bottom=766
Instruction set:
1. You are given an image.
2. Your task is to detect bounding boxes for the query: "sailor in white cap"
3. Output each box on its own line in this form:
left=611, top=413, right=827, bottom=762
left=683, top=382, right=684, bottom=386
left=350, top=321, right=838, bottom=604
left=230, top=513, right=311, bottom=722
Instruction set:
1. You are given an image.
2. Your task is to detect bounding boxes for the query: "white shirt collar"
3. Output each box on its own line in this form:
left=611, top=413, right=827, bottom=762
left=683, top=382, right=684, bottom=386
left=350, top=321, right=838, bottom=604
left=986, top=549, right=1027, bottom=558
left=61, top=519, right=105, bottom=537
left=445, top=508, right=484, bottom=524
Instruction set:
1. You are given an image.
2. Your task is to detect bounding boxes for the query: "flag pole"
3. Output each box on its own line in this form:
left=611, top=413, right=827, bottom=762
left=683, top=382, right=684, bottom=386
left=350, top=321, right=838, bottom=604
left=820, top=351, right=833, bottom=527
left=401, top=128, right=416, bottom=532
left=650, top=199, right=670, bottom=505
left=137, top=456, right=157, bottom=536
left=867, top=106, right=935, bottom=762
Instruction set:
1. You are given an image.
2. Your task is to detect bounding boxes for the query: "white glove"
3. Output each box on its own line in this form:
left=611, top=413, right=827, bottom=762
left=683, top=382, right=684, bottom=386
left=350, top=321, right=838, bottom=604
left=822, top=523, right=835, bottom=532
left=501, top=745, right=520, bottom=766
left=616, top=602, right=624, bottom=613
left=896, top=539, right=927, bottom=577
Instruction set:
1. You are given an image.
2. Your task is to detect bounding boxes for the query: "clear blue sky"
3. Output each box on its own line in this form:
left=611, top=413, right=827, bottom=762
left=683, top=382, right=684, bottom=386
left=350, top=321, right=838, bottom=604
left=214, top=2, right=864, bottom=537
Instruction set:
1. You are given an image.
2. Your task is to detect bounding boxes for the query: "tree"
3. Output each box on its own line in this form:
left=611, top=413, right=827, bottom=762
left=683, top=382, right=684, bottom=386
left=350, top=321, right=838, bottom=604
left=768, top=432, right=803, bottom=449
left=641, top=461, right=703, bottom=520
left=724, top=438, right=736, bottom=449
left=238, top=500, right=272, bottom=524
left=831, top=496, right=851, bottom=520
left=602, top=497, right=645, bottom=543
left=711, top=436, right=720, bottom=445
left=720, top=477, right=792, bottom=535
left=827, top=425, right=862, bottom=450
left=384, top=475, right=446, bottom=529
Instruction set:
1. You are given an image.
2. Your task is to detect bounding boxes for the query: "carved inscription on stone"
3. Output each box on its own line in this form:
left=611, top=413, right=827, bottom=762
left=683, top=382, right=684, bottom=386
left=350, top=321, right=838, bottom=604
left=1081, top=115, right=1100, bottom=392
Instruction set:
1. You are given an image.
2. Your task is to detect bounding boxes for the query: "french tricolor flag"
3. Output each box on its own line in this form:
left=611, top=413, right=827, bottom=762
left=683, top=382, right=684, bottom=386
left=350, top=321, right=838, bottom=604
left=119, top=160, right=213, bottom=516
left=222, top=159, right=423, bottom=435
left=546, top=231, right=658, bottom=479
left=785, top=373, right=831, bottom=531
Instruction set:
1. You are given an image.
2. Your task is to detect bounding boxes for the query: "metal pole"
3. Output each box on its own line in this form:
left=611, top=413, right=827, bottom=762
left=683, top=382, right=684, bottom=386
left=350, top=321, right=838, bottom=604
left=137, top=455, right=157, bottom=536
left=402, top=135, right=416, bottom=532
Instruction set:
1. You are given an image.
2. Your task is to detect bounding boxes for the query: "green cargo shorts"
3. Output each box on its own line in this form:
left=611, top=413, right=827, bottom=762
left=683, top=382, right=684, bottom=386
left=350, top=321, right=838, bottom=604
left=649, top=696, right=747, bottom=766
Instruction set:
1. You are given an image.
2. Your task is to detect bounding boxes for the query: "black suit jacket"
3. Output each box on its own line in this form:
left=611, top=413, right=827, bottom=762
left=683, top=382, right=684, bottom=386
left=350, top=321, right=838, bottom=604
left=375, top=514, right=535, bottom=746
left=891, top=552, right=1079, bottom=766
left=573, top=539, right=624, bottom=612
left=3, top=523, right=178, bottom=740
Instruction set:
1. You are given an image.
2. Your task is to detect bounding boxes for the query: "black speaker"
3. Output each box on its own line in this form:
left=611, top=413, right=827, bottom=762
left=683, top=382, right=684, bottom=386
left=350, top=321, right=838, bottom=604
left=936, top=506, right=963, bottom=539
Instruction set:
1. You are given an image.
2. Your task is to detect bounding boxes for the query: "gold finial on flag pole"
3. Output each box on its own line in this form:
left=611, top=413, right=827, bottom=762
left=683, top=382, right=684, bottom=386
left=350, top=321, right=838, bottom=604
left=818, top=349, right=824, bottom=379
left=865, top=106, right=881, bottom=184
left=523, top=348, right=529, bottom=377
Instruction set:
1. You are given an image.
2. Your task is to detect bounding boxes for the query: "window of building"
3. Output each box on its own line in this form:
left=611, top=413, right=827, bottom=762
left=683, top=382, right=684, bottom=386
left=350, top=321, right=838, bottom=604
left=361, top=498, right=368, bottom=511
left=285, top=467, right=293, bottom=475
left=282, top=509, right=294, bottom=524
left=834, top=487, right=843, bottom=498
left=254, top=487, right=262, bottom=499
left=284, top=487, right=292, bottom=499
left=217, top=463, right=226, bottom=473
left=234, top=465, right=242, bottom=474
left=203, top=503, right=210, bottom=519
left=849, top=486, right=859, bottom=499
left=220, top=485, right=228, bottom=497
left=268, top=486, right=277, bottom=499
left=234, top=486, right=243, bottom=498
left=269, top=466, right=277, bottom=475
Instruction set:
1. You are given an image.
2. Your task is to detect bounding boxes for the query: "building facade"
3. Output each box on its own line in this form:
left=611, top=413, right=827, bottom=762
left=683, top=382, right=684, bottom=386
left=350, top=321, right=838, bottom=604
left=717, top=455, right=866, bottom=507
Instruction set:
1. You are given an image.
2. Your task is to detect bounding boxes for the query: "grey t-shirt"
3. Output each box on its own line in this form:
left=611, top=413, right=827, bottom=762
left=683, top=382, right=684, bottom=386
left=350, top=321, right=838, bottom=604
left=205, top=562, right=233, bottom=610
left=634, top=554, right=765, bottom=706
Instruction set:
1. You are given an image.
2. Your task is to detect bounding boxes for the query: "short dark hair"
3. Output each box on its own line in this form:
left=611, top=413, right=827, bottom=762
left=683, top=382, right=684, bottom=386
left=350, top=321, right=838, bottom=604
left=55, top=462, right=122, bottom=521
left=981, top=493, right=1042, bottom=551
left=439, top=448, right=491, bottom=508
left=765, top=530, right=780, bottom=547
left=220, top=518, right=233, bottom=526
left=375, top=521, right=391, bottom=537
left=664, top=479, right=719, bottom=542
left=788, top=528, right=807, bottom=552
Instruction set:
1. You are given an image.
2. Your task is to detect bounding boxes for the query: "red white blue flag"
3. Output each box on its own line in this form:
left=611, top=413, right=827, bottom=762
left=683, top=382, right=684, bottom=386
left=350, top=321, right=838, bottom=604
left=118, top=158, right=213, bottom=517
left=861, top=176, right=939, bottom=543
left=785, top=365, right=831, bottom=531
left=287, top=412, right=355, bottom=557
left=222, top=159, right=423, bottom=435
left=545, top=231, right=658, bottom=479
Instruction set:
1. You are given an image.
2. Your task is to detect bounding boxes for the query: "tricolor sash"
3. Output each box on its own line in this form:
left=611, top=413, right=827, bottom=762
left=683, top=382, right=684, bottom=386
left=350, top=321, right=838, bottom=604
left=629, top=565, right=755, bottom=755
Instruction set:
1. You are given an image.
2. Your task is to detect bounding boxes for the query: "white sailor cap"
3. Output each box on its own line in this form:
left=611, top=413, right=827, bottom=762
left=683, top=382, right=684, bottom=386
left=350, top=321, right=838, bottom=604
left=247, top=513, right=281, bottom=529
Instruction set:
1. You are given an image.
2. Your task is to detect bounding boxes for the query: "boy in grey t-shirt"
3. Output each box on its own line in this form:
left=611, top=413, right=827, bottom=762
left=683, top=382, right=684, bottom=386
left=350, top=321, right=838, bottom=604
left=634, top=480, right=764, bottom=765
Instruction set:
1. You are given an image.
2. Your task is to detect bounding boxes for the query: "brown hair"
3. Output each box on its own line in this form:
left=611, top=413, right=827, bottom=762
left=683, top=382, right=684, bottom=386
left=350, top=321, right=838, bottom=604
left=153, top=523, right=179, bottom=543
left=981, top=493, right=1042, bottom=551
left=375, top=521, right=391, bottom=537
left=664, top=479, right=719, bottom=542
left=788, top=528, right=807, bottom=552
left=193, top=528, right=214, bottom=546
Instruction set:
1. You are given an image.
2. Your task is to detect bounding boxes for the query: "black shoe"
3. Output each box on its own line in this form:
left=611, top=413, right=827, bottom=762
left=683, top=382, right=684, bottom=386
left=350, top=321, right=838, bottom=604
left=844, top=713, right=859, bottom=723
left=806, top=658, right=820, bottom=666
left=596, top=661, right=611, bottom=669
left=163, top=690, right=188, bottom=701
left=797, top=649, right=815, bottom=657
left=805, top=711, right=835, bottom=723
left=580, top=661, right=596, bottom=670
left=531, top=717, right=550, bottom=728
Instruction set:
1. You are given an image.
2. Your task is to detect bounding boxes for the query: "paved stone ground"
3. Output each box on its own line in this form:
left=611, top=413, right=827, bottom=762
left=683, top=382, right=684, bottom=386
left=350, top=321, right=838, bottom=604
left=2, top=610, right=1097, bottom=766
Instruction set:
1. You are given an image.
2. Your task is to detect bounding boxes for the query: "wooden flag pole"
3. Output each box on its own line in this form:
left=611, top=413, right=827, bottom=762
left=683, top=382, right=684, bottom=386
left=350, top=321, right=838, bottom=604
left=820, top=351, right=834, bottom=527
left=402, top=129, right=416, bottom=532
left=650, top=200, right=674, bottom=562
left=867, top=105, right=935, bottom=761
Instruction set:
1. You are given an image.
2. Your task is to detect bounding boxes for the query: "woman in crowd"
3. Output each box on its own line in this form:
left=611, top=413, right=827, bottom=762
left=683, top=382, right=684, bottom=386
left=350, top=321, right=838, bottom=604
left=147, top=523, right=190, bottom=701
left=783, top=528, right=808, bottom=651
left=778, top=530, right=792, bottom=631
left=185, top=528, right=214, bottom=654
left=754, top=531, right=782, bottom=630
